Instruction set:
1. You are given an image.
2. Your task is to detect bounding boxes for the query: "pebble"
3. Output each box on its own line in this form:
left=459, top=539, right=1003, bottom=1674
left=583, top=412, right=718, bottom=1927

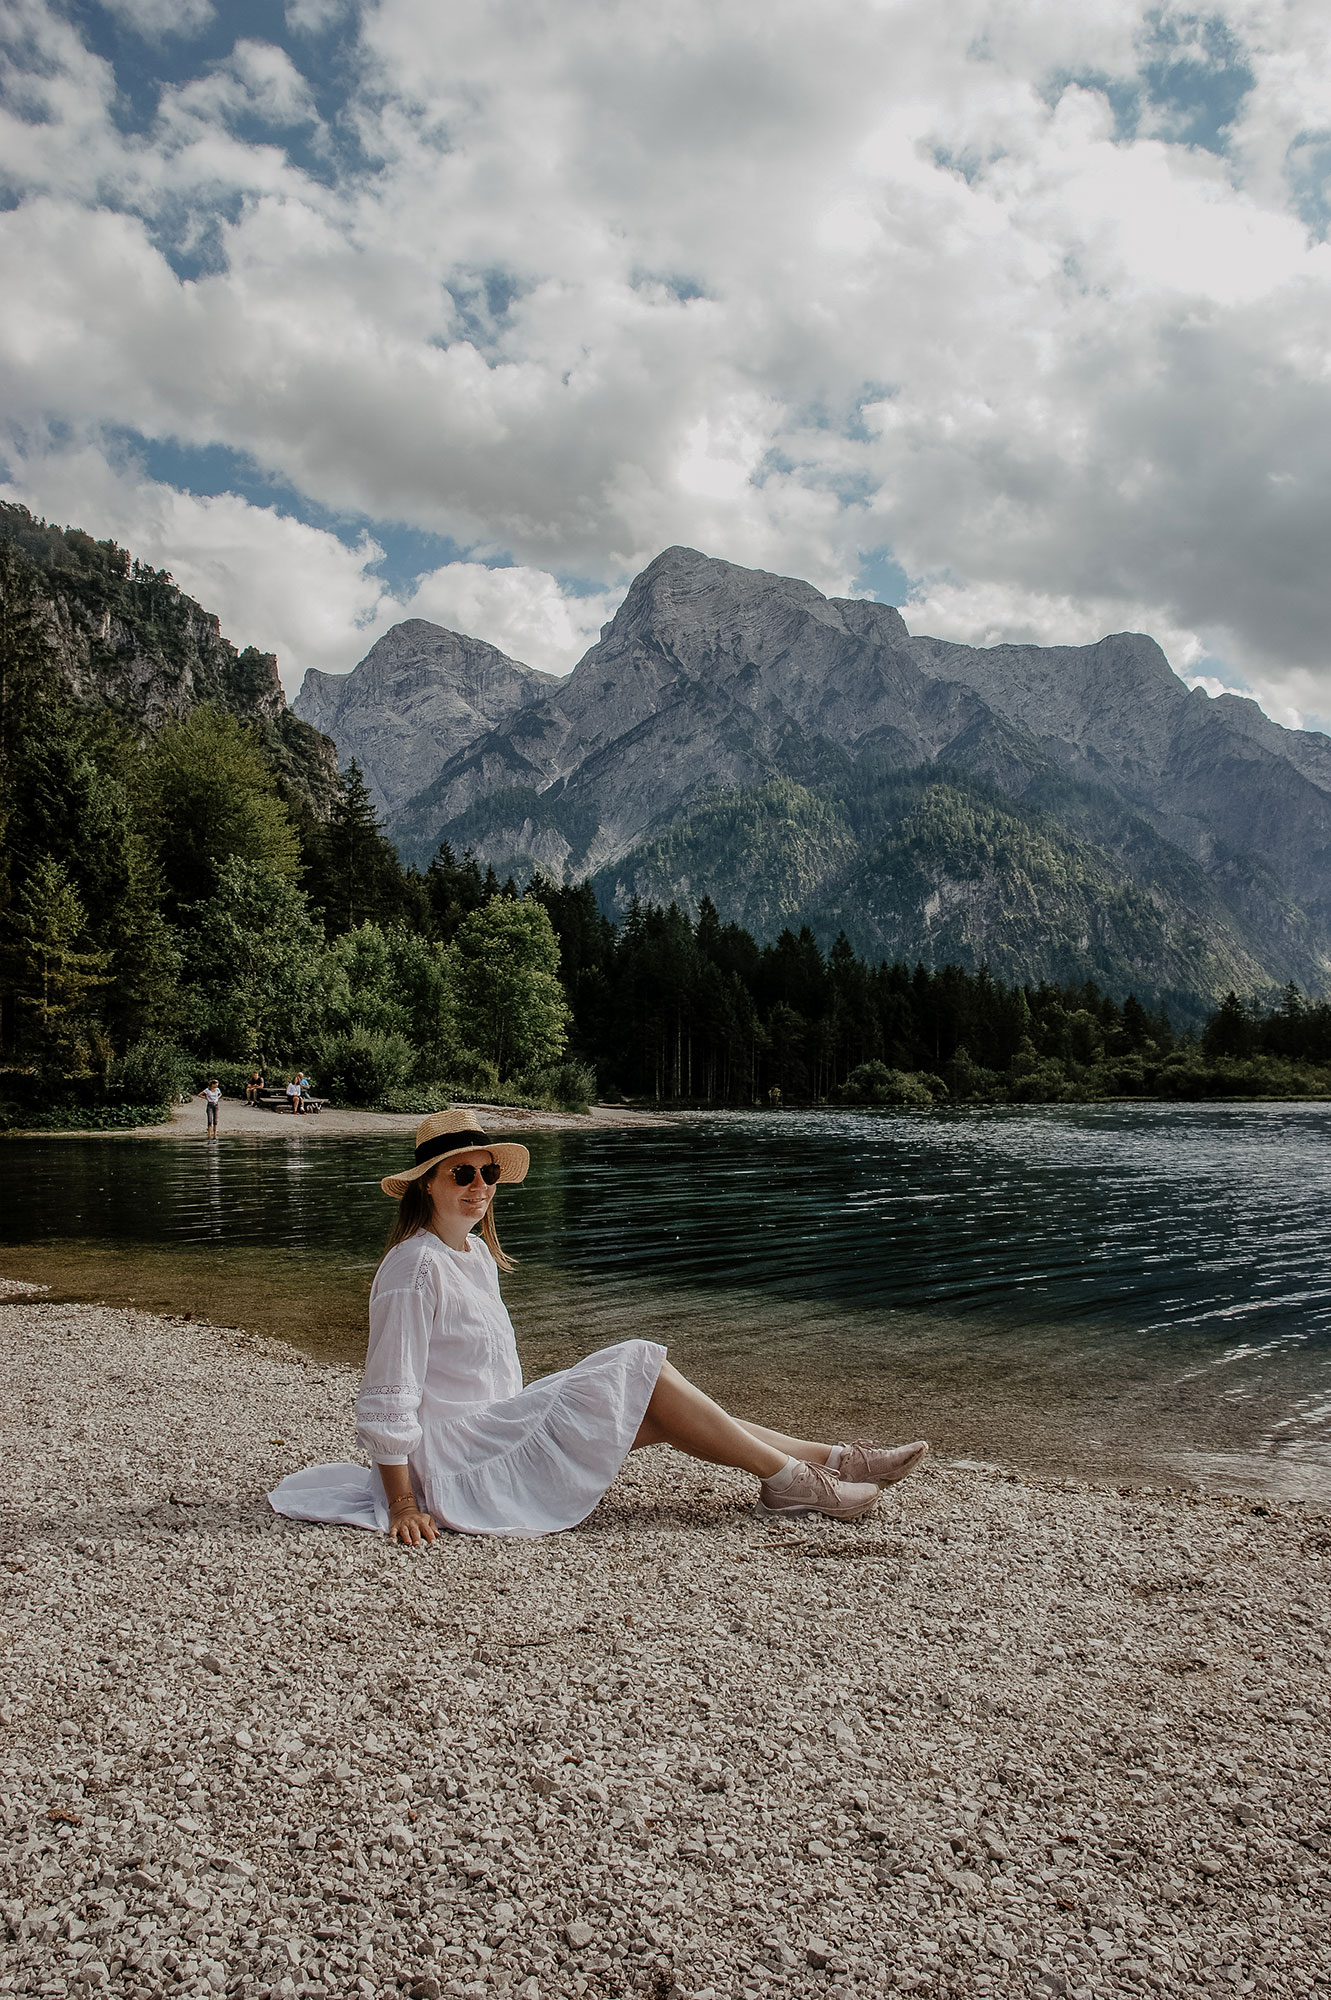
left=0, top=1287, right=1329, bottom=1999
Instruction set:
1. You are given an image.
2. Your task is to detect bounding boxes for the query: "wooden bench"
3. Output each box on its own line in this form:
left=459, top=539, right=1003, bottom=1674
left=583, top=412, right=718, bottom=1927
left=255, top=1089, right=329, bottom=1114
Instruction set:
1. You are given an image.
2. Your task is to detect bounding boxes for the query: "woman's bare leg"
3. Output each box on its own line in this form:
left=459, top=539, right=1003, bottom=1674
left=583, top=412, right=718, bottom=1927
left=632, top=1361, right=786, bottom=1477
left=736, top=1420, right=833, bottom=1464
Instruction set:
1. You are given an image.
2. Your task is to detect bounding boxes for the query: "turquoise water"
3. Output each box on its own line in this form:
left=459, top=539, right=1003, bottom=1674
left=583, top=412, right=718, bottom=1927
left=3, top=1104, right=1329, bottom=1498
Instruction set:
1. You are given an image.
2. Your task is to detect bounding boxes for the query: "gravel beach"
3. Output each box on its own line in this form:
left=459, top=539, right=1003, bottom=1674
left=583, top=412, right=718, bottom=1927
left=2, top=1281, right=1328, bottom=2000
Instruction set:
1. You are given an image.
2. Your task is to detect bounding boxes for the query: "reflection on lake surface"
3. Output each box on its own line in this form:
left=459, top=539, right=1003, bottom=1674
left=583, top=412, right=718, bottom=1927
left=2, top=1104, right=1329, bottom=1499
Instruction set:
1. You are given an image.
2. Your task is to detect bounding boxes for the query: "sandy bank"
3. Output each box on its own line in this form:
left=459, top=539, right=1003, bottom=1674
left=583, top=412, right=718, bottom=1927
left=1, top=1282, right=1328, bottom=2000
left=20, top=1100, right=678, bottom=1141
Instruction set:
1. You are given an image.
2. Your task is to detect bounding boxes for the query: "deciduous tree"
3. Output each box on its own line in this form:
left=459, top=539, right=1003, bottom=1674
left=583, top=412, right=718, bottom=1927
left=143, top=707, right=301, bottom=912
left=445, top=898, right=569, bottom=1079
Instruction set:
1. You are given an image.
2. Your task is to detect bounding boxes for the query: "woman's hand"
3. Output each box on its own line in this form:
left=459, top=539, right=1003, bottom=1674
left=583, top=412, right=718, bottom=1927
left=387, top=1497, right=439, bottom=1547
left=378, top=1463, right=437, bottom=1546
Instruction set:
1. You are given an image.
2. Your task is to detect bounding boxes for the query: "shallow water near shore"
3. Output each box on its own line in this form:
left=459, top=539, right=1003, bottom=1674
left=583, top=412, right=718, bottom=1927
left=3, top=1102, right=1329, bottom=1499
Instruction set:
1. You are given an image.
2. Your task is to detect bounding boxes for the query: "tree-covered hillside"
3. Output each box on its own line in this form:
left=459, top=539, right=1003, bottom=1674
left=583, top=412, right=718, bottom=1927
left=0, top=513, right=583, bottom=1122
left=597, top=768, right=1285, bottom=1015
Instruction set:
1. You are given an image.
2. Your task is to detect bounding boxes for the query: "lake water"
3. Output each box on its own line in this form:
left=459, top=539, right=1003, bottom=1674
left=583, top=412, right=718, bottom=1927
left=3, top=1104, right=1329, bottom=1500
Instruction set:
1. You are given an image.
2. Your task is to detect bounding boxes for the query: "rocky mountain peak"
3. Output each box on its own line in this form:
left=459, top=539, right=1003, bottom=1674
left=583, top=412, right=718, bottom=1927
left=584, top=545, right=894, bottom=681
left=295, top=616, right=554, bottom=817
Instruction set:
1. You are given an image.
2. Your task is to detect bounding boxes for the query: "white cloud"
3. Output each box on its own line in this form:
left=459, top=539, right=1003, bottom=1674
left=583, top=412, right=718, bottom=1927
left=161, top=40, right=320, bottom=136
left=3, top=0, right=1331, bottom=731
left=399, top=565, right=617, bottom=677
left=1186, top=672, right=1252, bottom=702
left=97, top=0, right=215, bottom=37
left=284, top=0, right=349, bottom=34
left=902, top=576, right=1210, bottom=668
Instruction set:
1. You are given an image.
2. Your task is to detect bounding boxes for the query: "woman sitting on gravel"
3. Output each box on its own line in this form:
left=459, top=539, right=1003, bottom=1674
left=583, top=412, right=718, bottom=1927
left=269, top=1109, right=928, bottom=1542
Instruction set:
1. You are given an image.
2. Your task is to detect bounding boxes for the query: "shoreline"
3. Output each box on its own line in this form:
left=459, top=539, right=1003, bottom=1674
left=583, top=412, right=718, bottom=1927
left=5, top=1099, right=680, bottom=1141
left=1, top=1284, right=1328, bottom=1999
left=8, top=1097, right=1331, bottom=1145
left=1, top=1247, right=1321, bottom=1506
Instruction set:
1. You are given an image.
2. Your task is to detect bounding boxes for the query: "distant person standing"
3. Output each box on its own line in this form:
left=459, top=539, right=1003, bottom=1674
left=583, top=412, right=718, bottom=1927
left=286, top=1074, right=304, bottom=1115
left=245, top=1069, right=265, bottom=1106
left=199, top=1080, right=222, bottom=1134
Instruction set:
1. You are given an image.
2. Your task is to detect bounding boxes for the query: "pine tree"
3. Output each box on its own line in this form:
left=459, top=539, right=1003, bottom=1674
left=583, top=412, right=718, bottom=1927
left=1201, top=990, right=1257, bottom=1061
left=1120, top=993, right=1154, bottom=1052
left=0, top=544, right=57, bottom=936
left=2, top=854, right=110, bottom=1074
left=0, top=542, right=53, bottom=770
left=315, top=761, right=397, bottom=935
left=426, top=842, right=490, bottom=940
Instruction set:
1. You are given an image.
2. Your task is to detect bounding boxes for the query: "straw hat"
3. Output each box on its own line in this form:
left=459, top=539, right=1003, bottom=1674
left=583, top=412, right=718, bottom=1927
left=380, top=1108, right=530, bottom=1198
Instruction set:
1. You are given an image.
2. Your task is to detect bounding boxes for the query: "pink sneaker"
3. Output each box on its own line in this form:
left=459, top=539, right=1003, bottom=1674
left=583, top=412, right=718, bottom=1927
left=757, top=1460, right=880, bottom=1522
left=833, top=1439, right=930, bottom=1487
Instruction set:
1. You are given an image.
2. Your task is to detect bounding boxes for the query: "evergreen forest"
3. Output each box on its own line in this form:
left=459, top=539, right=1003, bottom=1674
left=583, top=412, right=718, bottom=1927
left=3, top=509, right=1331, bottom=1126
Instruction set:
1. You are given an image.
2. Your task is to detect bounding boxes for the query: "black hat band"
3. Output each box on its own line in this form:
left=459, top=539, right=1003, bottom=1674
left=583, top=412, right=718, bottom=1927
left=414, top=1129, right=490, bottom=1167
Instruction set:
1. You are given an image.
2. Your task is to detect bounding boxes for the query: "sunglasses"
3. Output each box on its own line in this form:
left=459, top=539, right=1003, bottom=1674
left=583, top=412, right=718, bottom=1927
left=447, top=1162, right=502, bottom=1186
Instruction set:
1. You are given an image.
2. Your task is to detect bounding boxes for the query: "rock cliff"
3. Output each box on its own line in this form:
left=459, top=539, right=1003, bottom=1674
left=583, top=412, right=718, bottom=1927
left=0, top=503, right=339, bottom=816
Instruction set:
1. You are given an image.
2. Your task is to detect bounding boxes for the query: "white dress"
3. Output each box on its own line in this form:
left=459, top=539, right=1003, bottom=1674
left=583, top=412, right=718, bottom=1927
left=268, top=1230, right=665, bottom=1538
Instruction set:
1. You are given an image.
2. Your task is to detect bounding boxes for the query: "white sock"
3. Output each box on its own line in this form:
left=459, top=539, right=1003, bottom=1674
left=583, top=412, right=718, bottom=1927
left=824, top=1445, right=843, bottom=1472
left=763, top=1455, right=800, bottom=1491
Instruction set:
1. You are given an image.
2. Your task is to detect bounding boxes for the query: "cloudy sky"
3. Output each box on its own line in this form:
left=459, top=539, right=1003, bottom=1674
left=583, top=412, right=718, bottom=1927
left=2, top=0, right=1330, bottom=728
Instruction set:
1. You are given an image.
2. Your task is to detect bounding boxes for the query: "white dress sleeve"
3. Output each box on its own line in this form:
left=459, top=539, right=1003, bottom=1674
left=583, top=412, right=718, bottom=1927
left=354, top=1253, right=439, bottom=1465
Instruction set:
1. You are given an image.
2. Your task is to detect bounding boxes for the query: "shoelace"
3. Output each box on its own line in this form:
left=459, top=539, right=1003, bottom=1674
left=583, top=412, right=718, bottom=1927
left=800, top=1461, right=842, bottom=1498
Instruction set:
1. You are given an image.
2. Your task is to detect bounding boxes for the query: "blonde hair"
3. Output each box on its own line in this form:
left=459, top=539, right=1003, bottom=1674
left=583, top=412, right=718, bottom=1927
left=384, top=1164, right=514, bottom=1271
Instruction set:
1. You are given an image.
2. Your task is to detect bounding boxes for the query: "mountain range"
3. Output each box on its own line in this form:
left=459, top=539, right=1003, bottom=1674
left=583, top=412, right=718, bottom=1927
left=291, top=544, right=1324, bottom=1006
left=20, top=489, right=1324, bottom=1015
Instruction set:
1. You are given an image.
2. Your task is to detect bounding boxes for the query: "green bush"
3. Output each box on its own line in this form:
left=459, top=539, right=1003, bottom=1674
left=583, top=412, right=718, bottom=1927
left=1006, top=1056, right=1078, bottom=1103
left=374, top=1073, right=601, bottom=1115
left=514, top=1058, right=598, bottom=1114
left=109, top=1036, right=193, bottom=1106
left=372, top=1086, right=454, bottom=1116
left=940, top=1045, right=1003, bottom=1101
left=379, top=1081, right=541, bottom=1113
left=186, top=1059, right=261, bottom=1097
left=832, top=1061, right=939, bottom=1108
left=8, top=1104, right=174, bottom=1131
left=1093, top=1054, right=1151, bottom=1097
left=440, top=1054, right=501, bottom=1095
left=308, top=1026, right=415, bottom=1106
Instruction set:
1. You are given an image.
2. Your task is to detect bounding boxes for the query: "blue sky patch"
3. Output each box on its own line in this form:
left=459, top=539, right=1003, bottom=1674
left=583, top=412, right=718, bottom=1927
left=68, top=0, right=371, bottom=185
left=852, top=548, right=910, bottom=606
left=444, top=268, right=529, bottom=352
left=630, top=270, right=710, bottom=303
left=1287, top=131, right=1331, bottom=239
left=1045, top=11, right=1253, bottom=157
left=1137, top=8, right=1254, bottom=153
